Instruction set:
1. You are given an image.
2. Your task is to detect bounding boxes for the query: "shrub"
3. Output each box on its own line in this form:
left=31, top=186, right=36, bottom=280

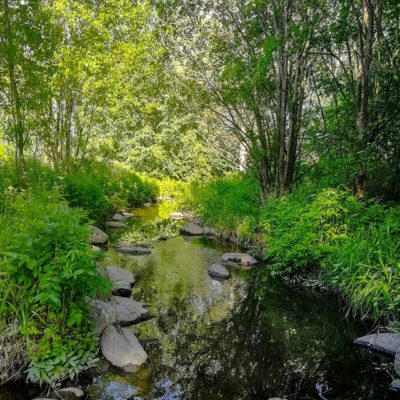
left=0, top=189, right=109, bottom=383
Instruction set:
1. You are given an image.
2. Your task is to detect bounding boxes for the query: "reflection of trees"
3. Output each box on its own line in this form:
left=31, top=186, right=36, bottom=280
left=146, top=273, right=391, bottom=400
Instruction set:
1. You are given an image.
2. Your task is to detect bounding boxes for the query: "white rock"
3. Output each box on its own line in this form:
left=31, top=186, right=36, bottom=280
left=169, top=212, right=184, bottom=220
left=100, top=326, right=147, bottom=372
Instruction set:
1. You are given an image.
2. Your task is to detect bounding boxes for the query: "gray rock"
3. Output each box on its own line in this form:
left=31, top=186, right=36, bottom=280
left=110, top=296, right=150, bottom=326
left=115, top=245, right=151, bottom=255
left=105, top=266, right=135, bottom=297
left=91, top=300, right=116, bottom=336
left=112, top=213, right=125, bottom=221
left=180, top=222, right=204, bottom=236
left=354, top=333, right=400, bottom=356
left=221, top=252, right=257, bottom=266
left=389, top=379, right=400, bottom=391
left=92, top=245, right=101, bottom=252
left=105, top=221, right=126, bottom=229
left=395, top=352, right=400, bottom=375
left=89, top=225, right=109, bottom=245
left=169, top=212, right=184, bottom=220
left=122, top=212, right=134, bottom=218
left=100, top=326, right=147, bottom=372
left=208, top=263, right=230, bottom=279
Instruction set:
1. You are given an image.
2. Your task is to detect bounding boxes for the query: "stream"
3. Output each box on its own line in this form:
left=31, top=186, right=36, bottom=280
left=1, top=205, right=398, bottom=399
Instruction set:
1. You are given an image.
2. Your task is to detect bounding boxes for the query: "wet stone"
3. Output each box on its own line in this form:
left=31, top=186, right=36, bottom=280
left=221, top=252, right=257, bottom=266
left=115, top=244, right=151, bottom=255
left=208, top=263, right=230, bottom=279
left=110, top=295, right=151, bottom=326
left=354, top=333, right=400, bottom=356
left=105, top=265, right=135, bottom=297
left=180, top=222, right=204, bottom=236
left=100, top=326, right=148, bottom=372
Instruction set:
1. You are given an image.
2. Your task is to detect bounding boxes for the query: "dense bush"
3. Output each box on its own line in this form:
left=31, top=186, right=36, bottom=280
left=191, top=170, right=400, bottom=322
left=0, top=189, right=110, bottom=383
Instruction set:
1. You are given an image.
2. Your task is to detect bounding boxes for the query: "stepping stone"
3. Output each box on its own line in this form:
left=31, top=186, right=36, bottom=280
left=169, top=212, right=184, bottom=220
left=91, top=299, right=116, bottom=336
left=105, top=221, right=126, bottom=228
left=122, top=212, right=134, bottom=218
left=115, top=245, right=151, bottom=255
left=180, top=222, right=204, bottom=236
left=112, top=213, right=125, bottom=221
left=100, top=326, right=147, bottom=372
left=221, top=252, right=257, bottom=266
left=354, top=333, right=400, bottom=356
left=110, top=296, right=150, bottom=326
left=88, top=225, right=108, bottom=245
left=105, top=266, right=135, bottom=297
left=208, top=263, right=230, bottom=279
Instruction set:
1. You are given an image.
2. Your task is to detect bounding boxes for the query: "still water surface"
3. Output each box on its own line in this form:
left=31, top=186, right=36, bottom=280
left=1, top=205, right=396, bottom=399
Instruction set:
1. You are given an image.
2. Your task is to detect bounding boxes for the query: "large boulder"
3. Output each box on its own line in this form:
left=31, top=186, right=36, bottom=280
left=221, top=253, right=257, bottom=266
left=105, top=266, right=135, bottom=297
left=110, top=296, right=150, bottom=326
left=105, top=221, right=126, bottom=229
left=208, top=264, right=230, bottom=280
left=115, top=245, right=151, bottom=255
left=354, top=333, right=400, bottom=356
left=180, top=222, right=204, bottom=236
left=88, top=225, right=108, bottom=245
left=100, top=326, right=148, bottom=372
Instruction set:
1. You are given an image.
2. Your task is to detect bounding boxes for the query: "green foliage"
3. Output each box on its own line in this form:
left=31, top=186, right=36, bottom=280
left=191, top=174, right=260, bottom=246
left=0, top=189, right=110, bottom=383
left=158, top=178, right=191, bottom=209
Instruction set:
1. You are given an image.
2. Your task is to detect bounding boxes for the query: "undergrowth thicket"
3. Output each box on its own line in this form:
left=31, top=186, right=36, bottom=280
left=188, top=166, right=400, bottom=323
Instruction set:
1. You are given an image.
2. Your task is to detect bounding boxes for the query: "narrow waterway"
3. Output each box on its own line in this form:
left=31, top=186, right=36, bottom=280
left=0, top=205, right=396, bottom=400
left=89, top=205, right=395, bottom=400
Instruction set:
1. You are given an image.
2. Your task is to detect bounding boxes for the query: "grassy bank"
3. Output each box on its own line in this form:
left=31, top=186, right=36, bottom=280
left=187, top=171, right=400, bottom=324
left=0, top=159, right=158, bottom=384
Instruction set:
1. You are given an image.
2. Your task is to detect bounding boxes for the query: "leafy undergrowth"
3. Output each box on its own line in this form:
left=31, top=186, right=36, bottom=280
left=190, top=172, right=400, bottom=323
left=0, top=189, right=110, bottom=383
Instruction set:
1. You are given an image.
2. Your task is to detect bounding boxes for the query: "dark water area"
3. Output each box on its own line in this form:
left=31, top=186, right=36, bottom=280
left=2, top=205, right=398, bottom=399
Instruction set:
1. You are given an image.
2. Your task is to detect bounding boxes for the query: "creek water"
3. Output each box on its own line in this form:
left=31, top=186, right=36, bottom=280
left=1, top=205, right=398, bottom=400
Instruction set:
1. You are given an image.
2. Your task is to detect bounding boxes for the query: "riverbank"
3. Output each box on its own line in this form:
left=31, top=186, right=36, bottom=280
left=184, top=173, right=400, bottom=325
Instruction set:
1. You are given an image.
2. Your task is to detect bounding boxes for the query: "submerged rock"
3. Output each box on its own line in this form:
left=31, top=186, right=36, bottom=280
left=89, top=225, right=109, bottom=245
left=115, top=244, right=151, bottom=255
left=180, top=222, right=204, bottom=236
left=105, top=221, right=126, bottom=229
left=110, top=295, right=150, bottom=326
left=100, top=326, right=148, bottom=372
left=112, top=213, right=125, bottom=221
left=221, top=252, right=257, bottom=266
left=169, top=211, right=184, bottom=220
left=354, top=333, right=400, bottom=356
left=105, top=266, right=135, bottom=297
left=208, top=263, right=230, bottom=279
left=94, top=381, right=136, bottom=400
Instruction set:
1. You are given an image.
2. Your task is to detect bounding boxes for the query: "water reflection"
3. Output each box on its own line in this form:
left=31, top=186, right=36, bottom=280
left=93, top=206, right=396, bottom=400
